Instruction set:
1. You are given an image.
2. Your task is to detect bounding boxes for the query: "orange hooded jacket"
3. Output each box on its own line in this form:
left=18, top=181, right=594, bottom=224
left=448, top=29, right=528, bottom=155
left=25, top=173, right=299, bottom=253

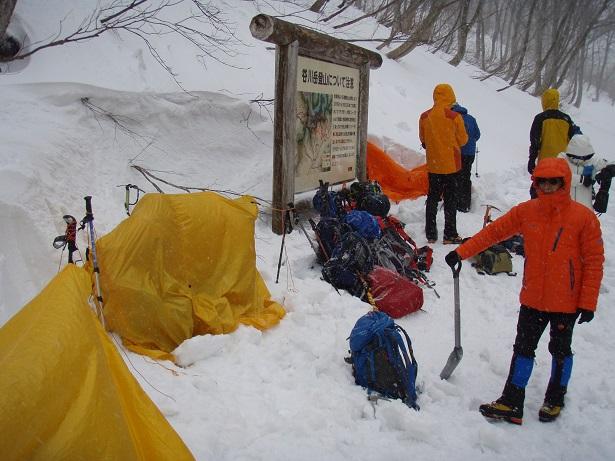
left=456, top=157, right=604, bottom=313
left=419, top=84, right=468, bottom=174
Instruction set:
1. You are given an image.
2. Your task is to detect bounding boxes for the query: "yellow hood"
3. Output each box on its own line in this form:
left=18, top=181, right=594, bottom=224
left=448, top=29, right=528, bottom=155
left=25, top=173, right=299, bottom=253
left=433, top=83, right=456, bottom=107
left=541, top=88, right=560, bottom=110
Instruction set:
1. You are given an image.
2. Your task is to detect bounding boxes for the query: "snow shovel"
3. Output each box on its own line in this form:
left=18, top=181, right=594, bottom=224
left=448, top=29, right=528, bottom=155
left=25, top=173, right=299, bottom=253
left=440, top=260, right=463, bottom=380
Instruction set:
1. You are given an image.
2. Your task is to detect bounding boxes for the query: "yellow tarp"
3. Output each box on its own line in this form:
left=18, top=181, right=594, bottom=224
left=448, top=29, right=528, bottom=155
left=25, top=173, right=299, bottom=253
left=0, top=265, right=194, bottom=461
left=367, top=141, right=429, bottom=202
left=95, top=192, right=285, bottom=359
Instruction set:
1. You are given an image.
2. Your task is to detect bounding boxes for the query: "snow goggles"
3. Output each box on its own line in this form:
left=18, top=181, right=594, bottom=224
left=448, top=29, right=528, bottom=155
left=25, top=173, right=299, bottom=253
left=535, top=177, right=563, bottom=185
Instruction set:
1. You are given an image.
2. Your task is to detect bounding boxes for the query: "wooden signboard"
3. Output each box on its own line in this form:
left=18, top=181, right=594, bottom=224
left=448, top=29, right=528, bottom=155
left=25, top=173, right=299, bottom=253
left=249, top=14, right=382, bottom=234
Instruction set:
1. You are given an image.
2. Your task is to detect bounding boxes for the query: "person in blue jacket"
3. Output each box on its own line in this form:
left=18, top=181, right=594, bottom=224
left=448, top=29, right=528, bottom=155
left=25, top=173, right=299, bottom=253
left=452, top=103, right=481, bottom=212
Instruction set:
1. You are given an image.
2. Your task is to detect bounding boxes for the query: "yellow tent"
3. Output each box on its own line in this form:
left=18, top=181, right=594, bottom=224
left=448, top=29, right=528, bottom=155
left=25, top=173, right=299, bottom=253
left=0, top=265, right=195, bottom=460
left=95, top=192, right=285, bottom=359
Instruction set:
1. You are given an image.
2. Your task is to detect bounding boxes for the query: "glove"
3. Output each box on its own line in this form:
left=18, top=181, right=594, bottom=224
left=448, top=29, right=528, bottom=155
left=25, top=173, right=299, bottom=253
left=582, top=165, right=594, bottom=187
left=596, top=165, right=615, bottom=185
left=445, top=250, right=461, bottom=268
left=421, top=142, right=426, bottom=149
left=594, top=190, right=609, bottom=213
left=577, top=309, right=594, bottom=324
left=527, top=157, right=536, bottom=175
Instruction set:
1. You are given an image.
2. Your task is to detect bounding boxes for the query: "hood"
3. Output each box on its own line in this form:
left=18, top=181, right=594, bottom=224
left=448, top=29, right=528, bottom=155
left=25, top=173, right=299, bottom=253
left=541, top=88, right=560, bottom=111
left=566, top=134, right=594, bottom=158
left=451, top=103, right=467, bottom=114
left=532, top=157, right=572, bottom=196
left=433, top=83, right=456, bottom=107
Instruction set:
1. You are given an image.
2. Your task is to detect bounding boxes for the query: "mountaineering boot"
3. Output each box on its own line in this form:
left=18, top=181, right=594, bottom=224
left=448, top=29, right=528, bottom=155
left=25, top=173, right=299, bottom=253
left=538, top=403, right=562, bottom=422
left=480, top=378, right=526, bottom=425
left=479, top=398, right=523, bottom=425
left=539, top=355, right=571, bottom=422
left=443, top=235, right=463, bottom=245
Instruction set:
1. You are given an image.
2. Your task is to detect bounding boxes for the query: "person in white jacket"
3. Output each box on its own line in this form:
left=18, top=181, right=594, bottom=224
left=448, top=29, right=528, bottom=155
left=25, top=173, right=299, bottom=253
left=557, top=134, right=613, bottom=211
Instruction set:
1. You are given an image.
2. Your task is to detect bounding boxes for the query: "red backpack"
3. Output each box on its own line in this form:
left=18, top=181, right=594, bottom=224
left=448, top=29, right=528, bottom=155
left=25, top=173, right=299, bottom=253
left=367, top=266, right=424, bottom=318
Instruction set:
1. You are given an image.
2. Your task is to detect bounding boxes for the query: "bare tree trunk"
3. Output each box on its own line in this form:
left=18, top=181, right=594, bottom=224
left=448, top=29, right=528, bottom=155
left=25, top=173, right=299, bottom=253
left=0, top=0, right=18, bottom=59
left=386, top=0, right=455, bottom=60
left=0, top=0, right=16, bottom=37
left=474, top=2, right=484, bottom=67
left=449, top=0, right=481, bottom=66
left=594, top=30, right=613, bottom=101
left=506, top=0, right=536, bottom=85
left=310, top=0, right=329, bottom=13
left=573, top=45, right=587, bottom=107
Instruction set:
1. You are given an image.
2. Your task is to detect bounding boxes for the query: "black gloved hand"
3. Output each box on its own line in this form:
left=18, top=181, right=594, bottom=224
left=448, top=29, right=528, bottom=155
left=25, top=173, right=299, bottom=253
left=527, top=158, right=536, bottom=175
left=445, top=250, right=461, bottom=268
left=594, top=190, right=609, bottom=213
left=582, top=175, right=593, bottom=187
left=577, top=308, right=594, bottom=324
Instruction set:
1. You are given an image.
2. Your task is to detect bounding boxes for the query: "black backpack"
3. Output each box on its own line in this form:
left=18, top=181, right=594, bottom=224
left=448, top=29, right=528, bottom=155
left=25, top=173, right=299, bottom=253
left=322, top=231, right=373, bottom=297
left=360, top=193, right=391, bottom=217
left=311, top=217, right=344, bottom=263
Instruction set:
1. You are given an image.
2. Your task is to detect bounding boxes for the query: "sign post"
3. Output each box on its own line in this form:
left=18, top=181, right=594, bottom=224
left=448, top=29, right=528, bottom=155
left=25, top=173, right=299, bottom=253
left=250, top=14, right=382, bottom=234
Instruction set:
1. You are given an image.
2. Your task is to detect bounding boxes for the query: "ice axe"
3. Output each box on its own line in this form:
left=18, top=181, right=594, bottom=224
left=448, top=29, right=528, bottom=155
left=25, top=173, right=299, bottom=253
left=440, top=259, right=463, bottom=380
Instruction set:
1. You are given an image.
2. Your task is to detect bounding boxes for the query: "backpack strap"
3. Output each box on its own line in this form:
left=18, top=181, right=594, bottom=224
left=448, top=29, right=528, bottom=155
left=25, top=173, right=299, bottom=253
left=390, top=326, right=419, bottom=409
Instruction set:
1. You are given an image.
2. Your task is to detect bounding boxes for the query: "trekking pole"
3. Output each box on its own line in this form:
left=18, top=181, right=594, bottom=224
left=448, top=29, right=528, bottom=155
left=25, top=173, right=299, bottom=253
left=275, top=203, right=293, bottom=284
left=474, top=148, right=479, bottom=178
left=296, top=219, right=321, bottom=258
left=308, top=218, right=331, bottom=262
left=440, top=259, right=463, bottom=380
left=82, top=196, right=105, bottom=323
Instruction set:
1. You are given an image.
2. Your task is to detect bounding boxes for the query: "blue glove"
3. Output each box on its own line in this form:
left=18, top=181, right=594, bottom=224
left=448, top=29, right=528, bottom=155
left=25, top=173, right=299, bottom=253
left=582, top=165, right=594, bottom=187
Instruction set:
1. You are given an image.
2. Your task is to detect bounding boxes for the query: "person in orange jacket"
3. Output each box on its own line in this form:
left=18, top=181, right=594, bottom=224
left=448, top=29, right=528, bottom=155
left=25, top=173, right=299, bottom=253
left=419, top=83, right=468, bottom=244
left=445, top=157, right=604, bottom=425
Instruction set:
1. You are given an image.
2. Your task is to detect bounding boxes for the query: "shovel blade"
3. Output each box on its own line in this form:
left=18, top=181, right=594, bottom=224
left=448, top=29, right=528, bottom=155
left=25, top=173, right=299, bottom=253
left=439, top=346, right=463, bottom=380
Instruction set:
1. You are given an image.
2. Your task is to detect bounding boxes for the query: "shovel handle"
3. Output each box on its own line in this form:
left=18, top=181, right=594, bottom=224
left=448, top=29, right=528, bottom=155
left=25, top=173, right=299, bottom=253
left=451, top=260, right=462, bottom=278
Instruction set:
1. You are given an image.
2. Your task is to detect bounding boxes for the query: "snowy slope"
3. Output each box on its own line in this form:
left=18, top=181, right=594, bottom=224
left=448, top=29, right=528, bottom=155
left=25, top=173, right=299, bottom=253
left=1, top=1, right=615, bottom=460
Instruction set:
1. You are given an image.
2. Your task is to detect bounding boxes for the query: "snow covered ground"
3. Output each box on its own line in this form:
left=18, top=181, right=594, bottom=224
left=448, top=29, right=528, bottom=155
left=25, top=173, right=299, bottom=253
left=1, top=1, right=615, bottom=460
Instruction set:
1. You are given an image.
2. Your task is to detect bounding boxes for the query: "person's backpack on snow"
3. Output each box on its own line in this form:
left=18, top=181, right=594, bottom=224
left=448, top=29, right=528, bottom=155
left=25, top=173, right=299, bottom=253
left=346, top=311, right=419, bottom=409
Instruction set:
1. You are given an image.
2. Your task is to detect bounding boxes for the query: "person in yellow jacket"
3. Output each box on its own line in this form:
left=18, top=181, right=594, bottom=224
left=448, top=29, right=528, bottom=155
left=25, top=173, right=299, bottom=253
left=419, top=83, right=468, bottom=243
left=528, top=88, right=577, bottom=197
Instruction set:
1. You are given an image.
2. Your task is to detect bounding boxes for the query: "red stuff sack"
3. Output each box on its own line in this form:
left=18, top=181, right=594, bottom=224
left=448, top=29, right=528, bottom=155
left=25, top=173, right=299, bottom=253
left=367, top=266, right=424, bottom=318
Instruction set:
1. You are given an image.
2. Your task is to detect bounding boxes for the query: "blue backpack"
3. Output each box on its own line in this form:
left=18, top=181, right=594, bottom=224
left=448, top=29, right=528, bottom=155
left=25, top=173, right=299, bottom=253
left=348, top=311, right=419, bottom=409
left=344, top=210, right=381, bottom=240
left=313, top=180, right=345, bottom=218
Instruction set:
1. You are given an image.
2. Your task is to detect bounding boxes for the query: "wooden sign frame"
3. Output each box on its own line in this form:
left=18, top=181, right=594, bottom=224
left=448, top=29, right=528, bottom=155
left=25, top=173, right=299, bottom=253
left=250, top=14, right=382, bottom=234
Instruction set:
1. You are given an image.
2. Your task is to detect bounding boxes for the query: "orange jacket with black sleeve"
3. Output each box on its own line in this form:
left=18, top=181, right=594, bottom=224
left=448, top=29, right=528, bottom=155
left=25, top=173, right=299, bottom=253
left=456, top=157, right=604, bottom=313
left=419, top=84, right=468, bottom=174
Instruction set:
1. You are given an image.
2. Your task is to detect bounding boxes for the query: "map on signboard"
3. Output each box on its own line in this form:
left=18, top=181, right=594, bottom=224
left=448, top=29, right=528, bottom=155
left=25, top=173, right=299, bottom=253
left=295, top=55, right=360, bottom=193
